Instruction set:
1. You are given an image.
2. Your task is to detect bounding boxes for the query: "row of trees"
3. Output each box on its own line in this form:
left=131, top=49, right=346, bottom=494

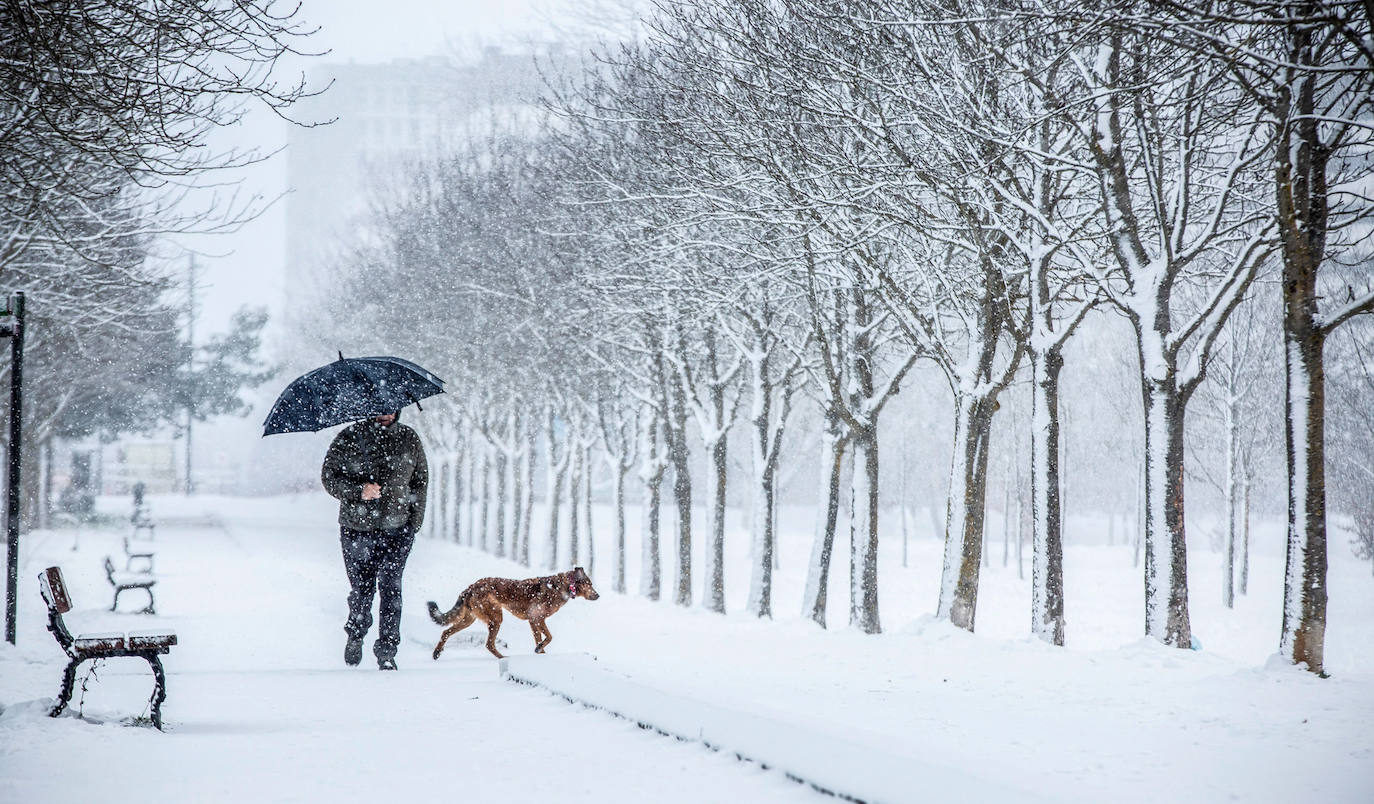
left=314, top=0, right=1372, bottom=675
left=1, top=2, right=314, bottom=510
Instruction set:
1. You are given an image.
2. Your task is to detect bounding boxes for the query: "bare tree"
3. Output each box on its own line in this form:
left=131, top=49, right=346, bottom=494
left=1188, top=289, right=1281, bottom=607
left=723, top=285, right=806, bottom=619
left=1124, top=0, right=1374, bottom=670
left=1, top=1, right=318, bottom=267
left=1029, top=7, right=1275, bottom=647
left=674, top=320, right=743, bottom=613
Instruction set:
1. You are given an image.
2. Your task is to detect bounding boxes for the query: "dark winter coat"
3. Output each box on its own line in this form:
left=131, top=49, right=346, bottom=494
left=322, top=418, right=428, bottom=532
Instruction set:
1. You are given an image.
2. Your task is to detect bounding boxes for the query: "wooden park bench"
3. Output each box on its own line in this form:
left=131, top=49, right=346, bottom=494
left=104, top=556, right=158, bottom=614
left=122, top=536, right=155, bottom=573
left=39, top=566, right=178, bottom=729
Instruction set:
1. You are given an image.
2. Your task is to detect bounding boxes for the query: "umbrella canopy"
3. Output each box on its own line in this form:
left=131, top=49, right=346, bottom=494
left=262, top=354, right=445, bottom=436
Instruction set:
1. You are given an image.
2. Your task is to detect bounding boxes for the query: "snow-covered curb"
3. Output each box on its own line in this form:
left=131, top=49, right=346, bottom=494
left=499, top=653, right=1052, bottom=804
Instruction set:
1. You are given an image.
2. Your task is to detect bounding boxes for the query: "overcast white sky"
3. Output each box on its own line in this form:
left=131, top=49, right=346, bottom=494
left=188, top=0, right=571, bottom=336
left=302, top=0, right=554, bottom=62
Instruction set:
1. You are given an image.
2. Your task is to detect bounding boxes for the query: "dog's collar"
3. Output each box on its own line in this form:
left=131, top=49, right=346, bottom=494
left=567, top=580, right=577, bottom=598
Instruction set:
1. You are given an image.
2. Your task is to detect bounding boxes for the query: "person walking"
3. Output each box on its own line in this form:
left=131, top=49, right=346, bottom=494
left=322, top=410, right=428, bottom=670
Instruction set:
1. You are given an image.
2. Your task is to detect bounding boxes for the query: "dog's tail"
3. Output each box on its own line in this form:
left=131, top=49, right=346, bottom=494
left=428, top=590, right=470, bottom=624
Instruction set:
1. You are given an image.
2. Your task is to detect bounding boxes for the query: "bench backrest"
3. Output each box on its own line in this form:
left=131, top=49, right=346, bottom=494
left=39, top=566, right=72, bottom=614
left=38, top=566, right=75, bottom=652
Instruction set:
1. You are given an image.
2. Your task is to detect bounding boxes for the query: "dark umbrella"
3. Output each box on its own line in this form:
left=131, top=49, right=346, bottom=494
left=262, top=353, right=445, bottom=436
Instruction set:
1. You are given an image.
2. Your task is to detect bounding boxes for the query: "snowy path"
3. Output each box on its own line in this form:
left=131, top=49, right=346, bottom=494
left=2, top=660, right=810, bottom=802
left=0, top=503, right=815, bottom=803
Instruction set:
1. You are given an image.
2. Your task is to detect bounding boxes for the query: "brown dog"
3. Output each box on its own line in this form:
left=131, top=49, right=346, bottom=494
left=428, top=567, right=600, bottom=660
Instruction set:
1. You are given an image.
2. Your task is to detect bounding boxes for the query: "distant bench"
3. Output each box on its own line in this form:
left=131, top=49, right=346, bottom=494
left=131, top=506, right=155, bottom=541
left=131, top=519, right=156, bottom=540
left=122, top=536, right=155, bottom=573
left=104, top=556, right=157, bottom=614
left=39, top=566, right=178, bottom=729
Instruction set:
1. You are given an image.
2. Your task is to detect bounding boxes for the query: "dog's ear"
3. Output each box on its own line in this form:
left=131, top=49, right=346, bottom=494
left=574, top=566, right=585, bottom=575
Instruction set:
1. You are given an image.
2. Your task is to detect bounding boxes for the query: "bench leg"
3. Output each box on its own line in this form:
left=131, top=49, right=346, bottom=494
left=49, top=657, right=82, bottom=718
left=144, top=653, right=167, bottom=730
left=111, top=586, right=157, bottom=615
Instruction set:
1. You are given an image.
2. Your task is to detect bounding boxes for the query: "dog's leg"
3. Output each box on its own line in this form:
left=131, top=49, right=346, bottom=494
left=432, top=609, right=476, bottom=660
left=529, top=619, right=547, bottom=653
left=432, top=624, right=458, bottom=660
left=535, top=621, right=552, bottom=653
left=484, top=621, right=504, bottom=658
left=483, top=608, right=505, bottom=659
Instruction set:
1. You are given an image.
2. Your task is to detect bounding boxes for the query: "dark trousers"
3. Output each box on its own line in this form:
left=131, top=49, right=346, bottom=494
left=340, top=526, right=415, bottom=660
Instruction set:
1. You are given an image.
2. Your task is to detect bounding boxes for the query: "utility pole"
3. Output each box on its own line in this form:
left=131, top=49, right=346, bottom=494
left=185, top=256, right=198, bottom=496
left=3, top=292, right=26, bottom=644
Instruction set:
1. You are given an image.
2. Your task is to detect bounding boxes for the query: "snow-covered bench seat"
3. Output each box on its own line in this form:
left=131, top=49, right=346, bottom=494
left=39, top=566, right=178, bottom=729
left=103, top=556, right=158, bottom=614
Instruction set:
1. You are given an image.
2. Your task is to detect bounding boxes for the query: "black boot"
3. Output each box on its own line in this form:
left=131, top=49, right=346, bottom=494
left=378, top=657, right=397, bottom=671
left=345, top=637, right=363, bottom=666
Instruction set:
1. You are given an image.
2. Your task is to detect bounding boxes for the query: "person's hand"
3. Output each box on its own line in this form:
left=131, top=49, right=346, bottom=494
left=361, top=482, right=381, bottom=501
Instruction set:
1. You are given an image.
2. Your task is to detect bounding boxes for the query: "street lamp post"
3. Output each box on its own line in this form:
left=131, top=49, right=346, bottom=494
left=2, top=292, right=25, bottom=645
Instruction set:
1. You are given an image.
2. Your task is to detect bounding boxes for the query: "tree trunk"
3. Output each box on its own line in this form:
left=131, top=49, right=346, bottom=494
left=1001, top=458, right=1011, bottom=568
left=667, top=376, right=693, bottom=608
left=1031, top=347, right=1066, bottom=645
left=1134, top=455, right=1144, bottom=569
left=1141, top=379, right=1192, bottom=648
left=39, top=438, right=52, bottom=530
left=802, top=419, right=846, bottom=627
left=1014, top=494, right=1024, bottom=581
left=613, top=462, right=627, bottom=594
left=493, top=450, right=508, bottom=558
left=568, top=445, right=582, bottom=566
left=583, top=444, right=596, bottom=580
left=1224, top=388, right=1239, bottom=609
left=746, top=453, right=777, bottom=618
left=746, top=406, right=780, bottom=618
left=425, top=456, right=443, bottom=541
left=479, top=449, right=491, bottom=553
left=745, top=342, right=790, bottom=618
left=981, top=514, right=990, bottom=567
left=520, top=419, right=536, bottom=566
left=849, top=425, right=881, bottom=634
left=545, top=418, right=567, bottom=571
left=638, top=414, right=664, bottom=601
left=464, top=447, right=477, bottom=547
left=1280, top=293, right=1328, bottom=674
left=510, top=416, right=525, bottom=562
left=937, top=393, right=996, bottom=632
left=1240, top=471, right=1251, bottom=596
left=448, top=453, right=461, bottom=543
left=704, top=433, right=728, bottom=614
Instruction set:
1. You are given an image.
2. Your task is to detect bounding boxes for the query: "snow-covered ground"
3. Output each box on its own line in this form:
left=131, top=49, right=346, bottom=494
left=2, top=492, right=1372, bottom=803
